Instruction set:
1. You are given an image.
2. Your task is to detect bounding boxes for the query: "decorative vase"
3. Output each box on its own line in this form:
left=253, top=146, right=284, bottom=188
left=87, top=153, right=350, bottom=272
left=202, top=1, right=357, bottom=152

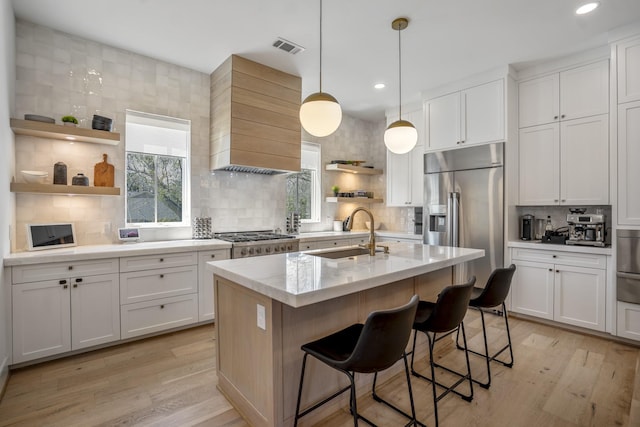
left=53, top=162, right=67, bottom=185
left=63, top=122, right=77, bottom=127
left=71, top=173, right=89, bottom=186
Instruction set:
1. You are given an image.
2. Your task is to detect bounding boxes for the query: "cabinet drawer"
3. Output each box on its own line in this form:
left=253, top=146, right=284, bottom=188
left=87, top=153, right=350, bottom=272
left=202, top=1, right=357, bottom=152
left=315, top=239, right=351, bottom=249
left=120, top=265, right=197, bottom=304
left=12, top=258, right=119, bottom=284
left=299, top=241, right=318, bottom=251
left=351, top=236, right=369, bottom=246
left=119, top=252, right=197, bottom=272
left=121, top=294, right=198, bottom=339
left=197, top=249, right=230, bottom=263
left=511, top=248, right=606, bottom=269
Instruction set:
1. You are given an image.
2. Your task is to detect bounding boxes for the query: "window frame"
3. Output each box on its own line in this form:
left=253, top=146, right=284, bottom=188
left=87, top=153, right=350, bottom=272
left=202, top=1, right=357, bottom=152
left=287, top=141, right=321, bottom=224
left=124, top=110, right=191, bottom=228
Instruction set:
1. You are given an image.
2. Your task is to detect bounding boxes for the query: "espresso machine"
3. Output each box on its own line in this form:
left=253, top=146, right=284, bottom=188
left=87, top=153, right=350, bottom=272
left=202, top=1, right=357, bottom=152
left=566, top=211, right=606, bottom=247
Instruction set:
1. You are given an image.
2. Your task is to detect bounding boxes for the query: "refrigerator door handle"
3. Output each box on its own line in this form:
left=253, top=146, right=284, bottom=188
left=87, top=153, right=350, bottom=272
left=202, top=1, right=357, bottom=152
left=450, top=192, right=460, bottom=247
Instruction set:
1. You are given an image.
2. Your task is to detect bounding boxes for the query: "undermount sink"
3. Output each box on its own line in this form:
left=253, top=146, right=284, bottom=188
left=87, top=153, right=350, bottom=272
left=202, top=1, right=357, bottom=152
left=307, top=247, right=374, bottom=259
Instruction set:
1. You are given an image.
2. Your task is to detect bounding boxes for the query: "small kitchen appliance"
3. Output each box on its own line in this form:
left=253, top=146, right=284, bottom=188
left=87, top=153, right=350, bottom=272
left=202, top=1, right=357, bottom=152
left=566, top=213, right=606, bottom=247
left=520, top=214, right=534, bottom=241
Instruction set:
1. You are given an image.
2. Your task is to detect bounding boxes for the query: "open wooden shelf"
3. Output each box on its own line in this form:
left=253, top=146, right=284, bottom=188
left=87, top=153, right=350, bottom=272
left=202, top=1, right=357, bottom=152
left=11, top=119, right=120, bottom=145
left=11, top=182, right=121, bottom=196
left=325, top=196, right=383, bottom=203
left=325, top=164, right=382, bottom=175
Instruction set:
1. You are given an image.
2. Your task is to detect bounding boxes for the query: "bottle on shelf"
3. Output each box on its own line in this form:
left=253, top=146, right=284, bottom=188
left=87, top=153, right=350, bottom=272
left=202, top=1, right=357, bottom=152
left=545, top=215, right=553, bottom=233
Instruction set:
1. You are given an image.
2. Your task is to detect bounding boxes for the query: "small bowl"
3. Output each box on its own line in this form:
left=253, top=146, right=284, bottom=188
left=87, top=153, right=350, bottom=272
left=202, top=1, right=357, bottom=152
left=365, top=221, right=381, bottom=230
left=21, top=170, right=48, bottom=184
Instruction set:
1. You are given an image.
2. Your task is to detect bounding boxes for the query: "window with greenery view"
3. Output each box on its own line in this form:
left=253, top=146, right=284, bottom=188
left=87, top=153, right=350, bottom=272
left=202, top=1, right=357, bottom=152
left=125, top=110, right=190, bottom=226
left=286, top=142, right=321, bottom=223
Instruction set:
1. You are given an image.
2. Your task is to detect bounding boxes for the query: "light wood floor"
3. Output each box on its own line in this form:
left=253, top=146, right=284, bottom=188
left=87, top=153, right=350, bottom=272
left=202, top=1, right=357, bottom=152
left=1, top=310, right=639, bottom=427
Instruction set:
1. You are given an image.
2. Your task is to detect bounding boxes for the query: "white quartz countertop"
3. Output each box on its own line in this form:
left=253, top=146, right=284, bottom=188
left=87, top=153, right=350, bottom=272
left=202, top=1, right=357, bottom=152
left=297, top=231, right=369, bottom=241
left=376, top=231, right=423, bottom=240
left=508, top=240, right=612, bottom=255
left=4, top=239, right=232, bottom=266
left=207, top=243, right=484, bottom=308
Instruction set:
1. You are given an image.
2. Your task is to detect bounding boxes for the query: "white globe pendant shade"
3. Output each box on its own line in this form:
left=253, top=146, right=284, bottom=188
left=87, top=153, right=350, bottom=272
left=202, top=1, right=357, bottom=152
left=384, top=119, right=418, bottom=154
left=299, top=92, right=342, bottom=137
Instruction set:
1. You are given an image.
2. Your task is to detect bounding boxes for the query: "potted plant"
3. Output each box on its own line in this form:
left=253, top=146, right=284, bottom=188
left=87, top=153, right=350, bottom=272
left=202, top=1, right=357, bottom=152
left=331, top=185, right=340, bottom=196
left=61, top=115, right=78, bottom=127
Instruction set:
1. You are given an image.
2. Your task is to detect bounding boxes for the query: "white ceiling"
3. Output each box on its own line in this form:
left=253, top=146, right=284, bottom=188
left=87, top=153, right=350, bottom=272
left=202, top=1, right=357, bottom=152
left=10, top=0, right=640, bottom=121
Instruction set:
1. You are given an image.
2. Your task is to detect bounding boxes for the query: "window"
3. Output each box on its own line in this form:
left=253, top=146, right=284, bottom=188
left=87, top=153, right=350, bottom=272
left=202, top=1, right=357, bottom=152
left=286, top=142, right=321, bottom=223
left=125, top=110, right=190, bottom=226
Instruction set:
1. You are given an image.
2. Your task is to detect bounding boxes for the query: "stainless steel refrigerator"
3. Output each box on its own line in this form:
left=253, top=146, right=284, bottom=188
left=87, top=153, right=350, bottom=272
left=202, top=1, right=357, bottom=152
left=424, top=142, right=504, bottom=287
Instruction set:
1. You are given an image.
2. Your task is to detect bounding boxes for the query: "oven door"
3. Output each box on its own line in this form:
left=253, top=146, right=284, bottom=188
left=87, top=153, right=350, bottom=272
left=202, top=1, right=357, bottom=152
left=618, top=272, right=640, bottom=304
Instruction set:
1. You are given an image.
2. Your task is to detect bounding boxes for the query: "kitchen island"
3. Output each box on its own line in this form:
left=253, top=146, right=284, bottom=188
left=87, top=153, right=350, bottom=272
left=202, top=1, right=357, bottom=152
left=207, top=243, right=484, bottom=427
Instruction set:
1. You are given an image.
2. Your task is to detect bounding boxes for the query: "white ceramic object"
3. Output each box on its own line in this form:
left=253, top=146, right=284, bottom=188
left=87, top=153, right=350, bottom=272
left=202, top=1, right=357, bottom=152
left=21, top=170, right=48, bottom=184
left=365, top=221, right=381, bottom=230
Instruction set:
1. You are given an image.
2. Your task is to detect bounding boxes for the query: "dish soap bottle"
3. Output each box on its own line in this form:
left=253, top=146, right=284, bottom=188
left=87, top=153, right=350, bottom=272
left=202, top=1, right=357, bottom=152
left=545, top=216, right=553, bottom=233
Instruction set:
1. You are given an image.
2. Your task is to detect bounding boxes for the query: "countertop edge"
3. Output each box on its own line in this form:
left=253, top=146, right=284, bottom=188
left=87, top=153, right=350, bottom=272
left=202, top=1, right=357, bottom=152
left=507, top=240, right=612, bottom=255
left=4, top=240, right=233, bottom=266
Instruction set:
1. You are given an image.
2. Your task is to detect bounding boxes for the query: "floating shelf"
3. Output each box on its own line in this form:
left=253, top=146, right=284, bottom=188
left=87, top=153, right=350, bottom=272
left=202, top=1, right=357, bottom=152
left=325, top=196, right=383, bottom=203
left=11, top=182, right=121, bottom=196
left=10, top=119, right=120, bottom=146
left=325, top=164, right=382, bottom=175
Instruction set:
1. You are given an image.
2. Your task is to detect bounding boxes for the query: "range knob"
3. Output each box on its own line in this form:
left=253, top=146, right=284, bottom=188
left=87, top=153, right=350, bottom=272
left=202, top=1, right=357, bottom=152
left=280, top=245, right=286, bottom=252
left=287, top=244, right=292, bottom=251
left=274, top=246, right=280, bottom=252
left=240, top=248, right=247, bottom=256
left=248, top=248, right=254, bottom=255
left=265, top=247, right=272, bottom=253
left=255, top=247, right=262, bottom=254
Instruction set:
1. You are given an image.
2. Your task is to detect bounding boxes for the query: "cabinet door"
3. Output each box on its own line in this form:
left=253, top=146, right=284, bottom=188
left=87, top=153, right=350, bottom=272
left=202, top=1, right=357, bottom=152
left=71, top=273, right=120, bottom=349
left=462, top=79, right=505, bottom=145
left=560, top=60, right=609, bottom=121
left=426, top=92, right=460, bottom=150
left=560, top=114, right=609, bottom=205
left=617, top=36, right=640, bottom=104
left=618, top=101, right=640, bottom=225
left=617, top=301, right=640, bottom=340
left=12, top=279, right=71, bottom=363
left=198, top=249, right=230, bottom=321
left=511, top=261, right=554, bottom=319
left=554, top=266, right=605, bottom=331
left=518, top=73, right=560, bottom=128
left=386, top=149, right=411, bottom=207
left=518, top=123, right=560, bottom=205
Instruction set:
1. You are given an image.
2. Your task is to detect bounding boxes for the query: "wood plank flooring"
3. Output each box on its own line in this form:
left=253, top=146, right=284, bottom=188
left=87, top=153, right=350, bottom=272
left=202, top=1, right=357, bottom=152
left=0, top=310, right=639, bottom=426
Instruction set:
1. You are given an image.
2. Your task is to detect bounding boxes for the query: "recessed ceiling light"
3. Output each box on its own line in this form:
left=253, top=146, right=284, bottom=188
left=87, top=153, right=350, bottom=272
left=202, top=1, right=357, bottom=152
left=576, top=2, right=599, bottom=15
left=374, top=83, right=385, bottom=89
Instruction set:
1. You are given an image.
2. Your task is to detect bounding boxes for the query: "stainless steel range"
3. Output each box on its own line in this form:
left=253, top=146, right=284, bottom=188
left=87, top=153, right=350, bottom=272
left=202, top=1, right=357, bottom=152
left=214, top=231, right=300, bottom=258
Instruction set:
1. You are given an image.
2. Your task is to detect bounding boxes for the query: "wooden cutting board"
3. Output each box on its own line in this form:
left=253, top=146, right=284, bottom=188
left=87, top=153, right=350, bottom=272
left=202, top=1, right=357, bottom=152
left=94, top=153, right=114, bottom=187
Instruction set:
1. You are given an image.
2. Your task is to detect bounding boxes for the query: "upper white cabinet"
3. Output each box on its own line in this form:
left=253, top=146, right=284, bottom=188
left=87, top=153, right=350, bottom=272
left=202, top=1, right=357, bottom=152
left=519, top=114, right=609, bottom=205
left=518, top=60, right=609, bottom=206
left=618, top=100, right=640, bottom=225
left=425, top=79, right=504, bottom=151
left=386, top=108, right=424, bottom=207
left=518, top=60, right=609, bottom=128
left=617, top=36, right=640, bottom=104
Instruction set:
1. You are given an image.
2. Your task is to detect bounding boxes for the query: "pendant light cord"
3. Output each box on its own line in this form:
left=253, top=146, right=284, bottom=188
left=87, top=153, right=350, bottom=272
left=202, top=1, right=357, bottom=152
left=398, top=23, right=402, bottom=119
left=319, top=0, right=323, bottom=93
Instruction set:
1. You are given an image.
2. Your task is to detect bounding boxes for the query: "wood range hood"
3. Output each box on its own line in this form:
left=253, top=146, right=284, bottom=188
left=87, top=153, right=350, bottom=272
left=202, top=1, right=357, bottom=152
left=210, top=55, right=302, bottom=175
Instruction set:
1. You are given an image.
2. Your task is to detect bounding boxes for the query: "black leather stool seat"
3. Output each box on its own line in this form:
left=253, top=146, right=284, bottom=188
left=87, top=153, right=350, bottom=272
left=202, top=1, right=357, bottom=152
left=294, top=295, right=421, bottom=427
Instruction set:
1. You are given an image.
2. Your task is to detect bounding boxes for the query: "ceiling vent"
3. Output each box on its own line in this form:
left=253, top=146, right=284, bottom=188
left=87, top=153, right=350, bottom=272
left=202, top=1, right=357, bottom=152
left=272, top=38, right=305, bottom=55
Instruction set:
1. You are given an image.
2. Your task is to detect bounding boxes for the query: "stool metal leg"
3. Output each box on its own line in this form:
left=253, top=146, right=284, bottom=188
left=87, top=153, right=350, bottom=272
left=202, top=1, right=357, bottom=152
left=294, top=353, right=308, bottom=427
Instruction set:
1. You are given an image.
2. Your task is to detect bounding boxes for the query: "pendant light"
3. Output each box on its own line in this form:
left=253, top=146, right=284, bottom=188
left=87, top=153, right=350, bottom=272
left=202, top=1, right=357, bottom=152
left=384, top=18, right=417, bottom=154
left=299, top=0, right=342, bottom=137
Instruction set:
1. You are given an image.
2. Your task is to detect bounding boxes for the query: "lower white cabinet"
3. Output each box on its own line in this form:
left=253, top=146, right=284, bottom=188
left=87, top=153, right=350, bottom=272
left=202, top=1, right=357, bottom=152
left=198, top=249, right=230, bottom=321
left=12, top=272, right=120, bottom=363
left=617, top=301, right=640, bottom=340
left=121, top=294, right=198, bottom=339
left=510, top=248, right=607, bottom=332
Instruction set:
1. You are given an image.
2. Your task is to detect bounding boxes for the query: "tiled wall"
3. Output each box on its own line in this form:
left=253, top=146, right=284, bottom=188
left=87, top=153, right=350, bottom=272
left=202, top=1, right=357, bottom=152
left=12, top=20, right=408, bottom=250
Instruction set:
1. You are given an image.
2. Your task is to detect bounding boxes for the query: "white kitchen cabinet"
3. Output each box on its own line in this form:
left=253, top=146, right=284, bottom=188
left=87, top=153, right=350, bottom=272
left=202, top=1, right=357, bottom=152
left=518, top=60, right=609, bottom=128
left=617, top=301, right=640, bottom=340
left=12, top=259, right=120, bottom=364
left=617, top=100, right=640, bottom=225
left=119, top=252, right=198, bottom=337
left=518, top=114, right=609, bottom=205
left=425, top=79, right=504, bottom=151
left=12, top=279, right=71, bottom=363
left=198, top=249, right=230, bottom=321
left=510, top=248, right=607, bottom=332
left=617, top=36, right=640, bottom=104
left=386, top=109, right=424, bottom=207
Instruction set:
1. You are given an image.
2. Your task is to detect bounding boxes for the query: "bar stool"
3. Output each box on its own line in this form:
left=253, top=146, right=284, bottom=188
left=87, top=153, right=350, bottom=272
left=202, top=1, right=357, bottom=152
left=410, top=277, right=476, bottom=427
left=455, top=264, right=516, bottom=389
left=294, top=295, right=420, bottom=427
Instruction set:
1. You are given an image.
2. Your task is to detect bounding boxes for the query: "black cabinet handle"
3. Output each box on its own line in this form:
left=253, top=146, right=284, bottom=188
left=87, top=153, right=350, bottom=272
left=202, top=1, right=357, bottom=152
left=210, top=254, right=215, bottom=258
left=59, top=279, right=67, bottom=285
left=160, top=274, right=164, bottom=278
left=160, top=258, right=164, bottom=262
left=76, top=278, right=83, bottom=283
left=73, top=284, right=78, bottom=288
left=548, top=268, right=553, bottom=272
left=68, top=266, right=73, bottom=271
left=160, top=305, right=165, bottom=309
left=554, top=116, right=558, bottom=120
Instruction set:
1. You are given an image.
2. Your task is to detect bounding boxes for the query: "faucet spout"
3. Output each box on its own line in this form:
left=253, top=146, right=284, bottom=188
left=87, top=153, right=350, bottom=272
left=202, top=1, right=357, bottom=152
left=346, top=207, right=376, bottom=256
